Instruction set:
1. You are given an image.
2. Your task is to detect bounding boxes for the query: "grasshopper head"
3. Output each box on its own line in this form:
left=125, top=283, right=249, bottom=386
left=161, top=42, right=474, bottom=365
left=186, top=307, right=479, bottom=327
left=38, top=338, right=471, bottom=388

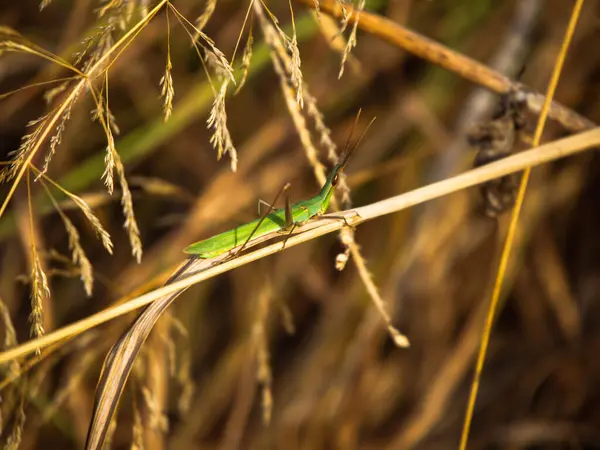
left=318, top=113, right=376, bottom=214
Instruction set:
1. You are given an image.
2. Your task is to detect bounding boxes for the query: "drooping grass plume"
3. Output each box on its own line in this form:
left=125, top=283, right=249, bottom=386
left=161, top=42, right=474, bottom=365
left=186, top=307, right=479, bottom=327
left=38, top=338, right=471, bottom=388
left=43, top=80, right=69, bottom=104
left=70, top=193, right=115, bottom=253
left=235, top=29, right=254, bottom=94
left=287, top=34, right=303, bottom=108
left=0, top=115, right=47, bottom=184
left=0, top=296, right=20, bottom=380
left=338, top=0, right=364, bottom=79
left=34, top=167, right=114, bottom=254
left=43, top=181, right=94, bottom=296
left=337, top=0, right=350, bottom=33
left=25, top=170, right=49, bottom=347
left=287, top=0, right=304, bottom=107
left=0, top=1, right=167, bottom=251
left=169, top=3, right=234, bottom=84
left=253, top=0, right=408, bottom=346
left=41, top=95, right=76, bottom=175
left=313, top=0, right=321, bottom=17
left=90, top=75, right=142, bottom=262
left=260, top=1, right=304, bottom=108
left=60, top=215, right=94, bottom=296
left=254, top=1, right=325, bottom=179
left=253, top=285, right=273, bottom=424
left=39, top=0, right=53, bottom=11
left=207, top=80, right=238, bottom=171
left=4, top=394, right=25, bottom=450
left=141, top=381, right=169, bottom=433
left=29, top=248, right=49, bottom=343
left=163, top=316, right=195, bottom=414
left=167, top=3, right=238, bottom=170
left=116, top=155, right=143, bottom=263
left=131, top=391, right=144, bottom=450
left=102, top=124, right=117, bottom=195
left=160, top=58, right=175, bottom=122
left=194, top=0, right=217, bottom=36
left=304, top=91, right=353, bottom=204
left=41, top=350, right=96, bottom=423
left=175, top=343, right=194, bottom=415
left=160, top=8, right=175, bottom=122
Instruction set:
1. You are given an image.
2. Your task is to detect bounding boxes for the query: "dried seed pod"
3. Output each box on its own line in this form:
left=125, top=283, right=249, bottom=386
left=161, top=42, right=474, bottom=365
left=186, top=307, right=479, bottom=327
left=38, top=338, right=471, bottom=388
left=469, top=91, right=528, bottom=217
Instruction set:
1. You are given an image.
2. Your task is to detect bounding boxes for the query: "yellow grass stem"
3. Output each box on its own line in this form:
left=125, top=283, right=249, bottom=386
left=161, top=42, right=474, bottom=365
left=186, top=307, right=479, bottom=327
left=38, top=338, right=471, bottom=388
left=459, top=1, right=585, bottom=449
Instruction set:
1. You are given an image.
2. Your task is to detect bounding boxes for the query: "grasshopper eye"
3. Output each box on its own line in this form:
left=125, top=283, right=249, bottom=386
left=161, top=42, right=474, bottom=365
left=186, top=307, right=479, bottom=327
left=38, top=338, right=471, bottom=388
left=332, top=173, right=339, bottom=186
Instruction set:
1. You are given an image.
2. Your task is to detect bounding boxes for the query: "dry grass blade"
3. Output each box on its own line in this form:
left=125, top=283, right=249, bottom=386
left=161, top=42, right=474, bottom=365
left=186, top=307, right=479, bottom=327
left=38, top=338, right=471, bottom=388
left=84, top=257, right=216, bottom=450
left=85, top=223, right=310, bottom=449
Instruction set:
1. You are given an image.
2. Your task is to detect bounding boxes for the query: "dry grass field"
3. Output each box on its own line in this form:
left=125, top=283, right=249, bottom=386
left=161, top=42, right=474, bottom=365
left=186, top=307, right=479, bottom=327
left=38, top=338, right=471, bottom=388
left=1, top=1, right=600, bottom=449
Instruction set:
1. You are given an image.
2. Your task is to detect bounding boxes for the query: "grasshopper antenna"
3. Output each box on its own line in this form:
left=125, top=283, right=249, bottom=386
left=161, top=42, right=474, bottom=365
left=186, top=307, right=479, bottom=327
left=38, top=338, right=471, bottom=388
left=339, top=110, right=376, bottom=171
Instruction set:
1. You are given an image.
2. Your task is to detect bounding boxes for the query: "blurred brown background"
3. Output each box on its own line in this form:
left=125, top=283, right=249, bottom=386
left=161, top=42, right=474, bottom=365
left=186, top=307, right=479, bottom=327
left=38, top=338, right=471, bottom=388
left=2, top=0, right=600, bottom=449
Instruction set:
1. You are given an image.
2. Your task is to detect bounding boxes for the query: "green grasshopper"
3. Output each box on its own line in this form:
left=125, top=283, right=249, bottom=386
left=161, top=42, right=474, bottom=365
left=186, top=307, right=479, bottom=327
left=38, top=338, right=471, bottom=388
left=184, top=116, right=372, bottom=258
